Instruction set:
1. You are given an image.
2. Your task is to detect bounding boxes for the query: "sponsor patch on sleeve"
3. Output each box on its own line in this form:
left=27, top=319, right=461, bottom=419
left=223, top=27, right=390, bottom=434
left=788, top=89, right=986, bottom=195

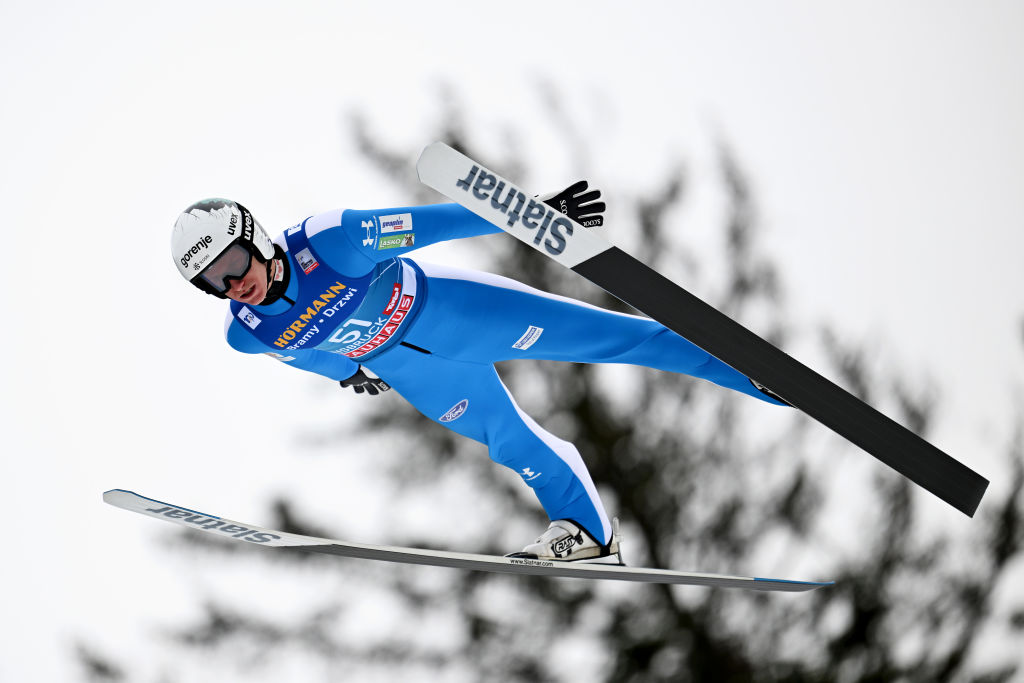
left=378, top=233, right=415, bottom=250
left=378, top=212, right=413, bottom=233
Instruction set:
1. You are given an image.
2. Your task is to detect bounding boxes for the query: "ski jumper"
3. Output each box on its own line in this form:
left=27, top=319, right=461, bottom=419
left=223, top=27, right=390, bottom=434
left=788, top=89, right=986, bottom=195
left=225, top=204, right=785, bottom=544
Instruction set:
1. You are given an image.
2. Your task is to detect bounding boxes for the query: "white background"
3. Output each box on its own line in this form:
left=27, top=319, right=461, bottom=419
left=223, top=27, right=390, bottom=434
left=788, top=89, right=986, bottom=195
left=2, top=2, right=1022, bottom=680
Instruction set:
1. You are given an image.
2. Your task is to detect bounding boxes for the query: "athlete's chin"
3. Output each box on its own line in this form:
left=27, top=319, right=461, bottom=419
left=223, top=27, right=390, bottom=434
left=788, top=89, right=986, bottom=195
left=238, top=284, right=265, bottom=304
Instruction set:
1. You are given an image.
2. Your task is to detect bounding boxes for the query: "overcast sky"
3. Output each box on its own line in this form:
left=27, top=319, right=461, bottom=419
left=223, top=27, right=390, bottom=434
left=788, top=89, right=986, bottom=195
left=2, top=2, right=1022, bottom=680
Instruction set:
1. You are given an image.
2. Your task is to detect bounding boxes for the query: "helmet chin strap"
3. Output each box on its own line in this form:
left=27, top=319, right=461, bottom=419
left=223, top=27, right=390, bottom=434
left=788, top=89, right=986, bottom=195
left=258, top=245, right=293, bottom=305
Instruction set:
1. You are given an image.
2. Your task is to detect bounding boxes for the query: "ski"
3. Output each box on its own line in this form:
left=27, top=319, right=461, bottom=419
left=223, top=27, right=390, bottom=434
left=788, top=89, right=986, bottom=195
left=416, top=142, right=989, bottom=517
left=104, top=489, right=831, bottom=591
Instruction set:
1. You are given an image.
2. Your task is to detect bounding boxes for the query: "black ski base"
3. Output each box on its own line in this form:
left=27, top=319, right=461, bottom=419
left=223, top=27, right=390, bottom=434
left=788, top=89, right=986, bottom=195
left=573, top=247, right=988, bottom=517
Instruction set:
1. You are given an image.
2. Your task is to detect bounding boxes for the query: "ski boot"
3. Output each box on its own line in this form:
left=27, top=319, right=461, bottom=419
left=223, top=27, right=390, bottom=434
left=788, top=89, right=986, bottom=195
left=506, top=518, right=624, bottom=564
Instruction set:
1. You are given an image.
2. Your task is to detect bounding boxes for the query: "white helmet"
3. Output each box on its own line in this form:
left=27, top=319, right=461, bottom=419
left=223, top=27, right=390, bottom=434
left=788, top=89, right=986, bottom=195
left=171, top=199, right=275, bottom=298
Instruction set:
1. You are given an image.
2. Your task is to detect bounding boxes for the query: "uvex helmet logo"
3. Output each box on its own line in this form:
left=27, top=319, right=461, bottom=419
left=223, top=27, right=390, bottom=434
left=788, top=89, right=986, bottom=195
left=227, top=213, right=238, bottom=236
left=439, top=399, right=469, bottom=423
left=242, top=211, right=253, bottom=241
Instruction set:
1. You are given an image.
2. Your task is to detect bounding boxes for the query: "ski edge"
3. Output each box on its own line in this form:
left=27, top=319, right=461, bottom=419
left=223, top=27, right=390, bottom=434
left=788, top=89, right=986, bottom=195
left=103, top=489, right=832, bottom=592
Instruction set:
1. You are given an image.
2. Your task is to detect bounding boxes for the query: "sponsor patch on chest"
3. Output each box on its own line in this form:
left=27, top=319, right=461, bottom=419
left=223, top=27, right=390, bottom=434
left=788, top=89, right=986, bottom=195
left=238, top=306, right=261, bottom=330
left=295, top=247, right=319, bottom=274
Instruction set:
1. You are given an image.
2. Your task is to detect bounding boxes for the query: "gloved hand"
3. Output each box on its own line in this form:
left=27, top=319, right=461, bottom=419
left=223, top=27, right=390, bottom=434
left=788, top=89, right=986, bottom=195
left=339, top=367, right=391, bottom=396
left=539, top=180, right=606, bottom=228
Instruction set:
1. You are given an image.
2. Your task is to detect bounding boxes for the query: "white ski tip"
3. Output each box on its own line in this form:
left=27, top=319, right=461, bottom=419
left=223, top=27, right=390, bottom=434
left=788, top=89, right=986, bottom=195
left=415, top=141, right=610, bottom=268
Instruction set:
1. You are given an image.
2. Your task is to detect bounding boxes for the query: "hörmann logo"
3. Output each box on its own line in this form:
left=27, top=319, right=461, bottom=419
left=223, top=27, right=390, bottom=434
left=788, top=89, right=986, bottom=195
left=180, top=235, right=214, bottom=268
left=274, top=281, right=350, bottom=348
left=145, top=504, right=281, bottom=543
left=455, top=165, right=574, bottom=256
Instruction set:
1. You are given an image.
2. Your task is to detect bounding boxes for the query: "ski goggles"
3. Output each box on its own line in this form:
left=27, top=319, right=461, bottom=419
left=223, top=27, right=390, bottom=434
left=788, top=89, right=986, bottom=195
left=196, top=243, right=253, bottom=294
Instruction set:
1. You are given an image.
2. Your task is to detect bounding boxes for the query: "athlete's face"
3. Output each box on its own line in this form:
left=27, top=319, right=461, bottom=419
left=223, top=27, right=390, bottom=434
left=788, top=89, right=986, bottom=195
left=223, top=258, right=269, bottom=305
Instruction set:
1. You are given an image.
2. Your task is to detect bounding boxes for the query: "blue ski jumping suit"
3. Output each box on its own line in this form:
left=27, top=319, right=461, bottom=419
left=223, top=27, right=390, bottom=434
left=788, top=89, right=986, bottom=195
left=225, top=204, right=784, bottom=544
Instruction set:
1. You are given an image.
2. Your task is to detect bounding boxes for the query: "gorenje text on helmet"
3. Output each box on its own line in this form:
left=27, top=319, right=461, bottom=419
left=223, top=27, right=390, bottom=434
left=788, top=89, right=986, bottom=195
left=180, top=235, right=215, bottom=269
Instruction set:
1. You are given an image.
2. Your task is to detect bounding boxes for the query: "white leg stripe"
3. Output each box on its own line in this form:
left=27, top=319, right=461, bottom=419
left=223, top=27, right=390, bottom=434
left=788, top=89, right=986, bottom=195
left=497, top=377, right=611, bottom=544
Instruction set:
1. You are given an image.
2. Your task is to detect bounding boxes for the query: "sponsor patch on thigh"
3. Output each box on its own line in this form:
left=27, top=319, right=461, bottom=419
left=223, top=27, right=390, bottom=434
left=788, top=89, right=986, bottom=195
left=439, top=399, right=469, bottom=422
left=512, top=325, right=544, bottom=350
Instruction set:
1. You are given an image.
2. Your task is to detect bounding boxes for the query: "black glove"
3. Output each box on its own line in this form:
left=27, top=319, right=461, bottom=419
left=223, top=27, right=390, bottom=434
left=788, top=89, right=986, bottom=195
left=539, top=180, right=606, bottom=228
left=339, top=367, right=391, bottom=396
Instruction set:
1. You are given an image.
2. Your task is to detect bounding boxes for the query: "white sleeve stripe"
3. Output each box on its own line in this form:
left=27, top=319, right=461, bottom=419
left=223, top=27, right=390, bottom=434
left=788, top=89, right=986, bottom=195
left=415, top=260, right=649, bottom=322
left=304, top=209, right=346, bottom=239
